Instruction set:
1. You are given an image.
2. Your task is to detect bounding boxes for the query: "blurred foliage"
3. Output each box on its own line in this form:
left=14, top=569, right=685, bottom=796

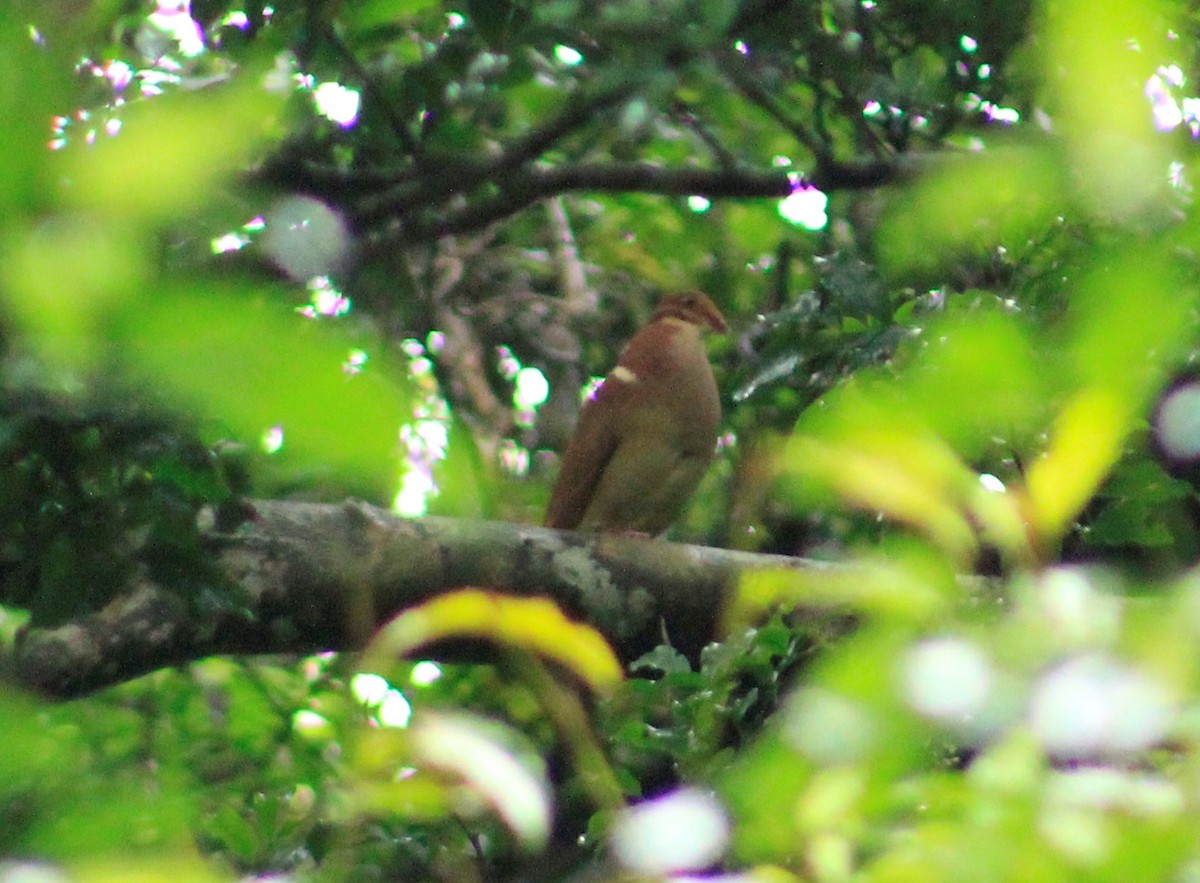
left=0, top=391, right=250, bottom=625
left=364, top=588, right=624, bottom=692
left=6, top=0, right=1200, bottom=881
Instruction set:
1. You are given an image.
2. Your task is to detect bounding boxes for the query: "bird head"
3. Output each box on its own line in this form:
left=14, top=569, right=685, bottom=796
left=652, top=291, right=728, bottom=334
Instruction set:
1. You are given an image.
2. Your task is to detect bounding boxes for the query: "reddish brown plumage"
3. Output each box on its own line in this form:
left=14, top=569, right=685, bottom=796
left=544, top=291, right=727, bottom=535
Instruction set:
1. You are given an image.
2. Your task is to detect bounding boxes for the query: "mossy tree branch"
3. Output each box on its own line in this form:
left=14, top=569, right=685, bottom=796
left=8, top=499, right=851, bottom=700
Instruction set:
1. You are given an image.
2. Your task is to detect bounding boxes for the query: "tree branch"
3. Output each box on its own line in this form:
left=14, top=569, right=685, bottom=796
left=376, top=157, right=908, bottom=242
left=9, top=499, right=853, bottom=700
left=351, top=80, right=637, bottom=224
left=386, top=163, right=794, bottom=242
left=715, top=48, right=828, bottom=161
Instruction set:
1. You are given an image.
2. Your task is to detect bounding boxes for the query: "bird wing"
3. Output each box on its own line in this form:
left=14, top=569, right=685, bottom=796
left=543, top=374, right=630, bottom=529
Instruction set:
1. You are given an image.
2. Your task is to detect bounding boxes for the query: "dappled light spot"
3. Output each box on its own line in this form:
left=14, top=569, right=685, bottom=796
left=496, top=345, right=521, bottom=380
left=134, top=68, right=179, bottom=98
left=1036, top=568, right=1122, bottom=647
left=396, top=418, right=448, bottom=510
left=301, top=653, right=336, bottom=682
left=744, top=253, right=774, bottom=272
left=687, top=195, right=711, bottom=213
left=979, top=473, right=1006, bottom=493
left=1154, top=380, right=1200, bottom=461
left=295, top=277, right=350, bottom=318
left=408, top=415, right=448, bottom=453
left=313, top=81, right=360, bottom=128
left=902, top=636, right=993, bottom=724
left=783, top=688, right=875, bottom=764
left=262, top=424, right=284, bottom=454
left=394, top=337, right=453, bottom=517
left=104, top=60, right=133, bottom=91
left=554, top=44, right=583, bottom=65
left=500, top=438, right=531, bottom=476
left=351, top=672, right=389, bottom=705
left=219, top=10, right=250, bottom=30
left=779, top=181, right=828, bottom=231
left=581, top=375, right=605, bottom=402
left=353, top=672, right=415, bottom=729
left=1029, top=654, right=1174, bottom=759
left=611, top=788, right=729, bottom=875
left=213, top=218, right=260, bottom=254
left=411, top=661, right=442, bottom=686
left=515, top=366, right=549, bottom=411
left=263, top=196, right=351, bottom=281
left=49, top=115, right=69, bottom=150
left=501, top=350, right=550, bottom=429
left=396, top=417, right=448, bottom=515
left=211, top=231, right=247, bottom=254
left=147, top=0, right=205, bottom=59
left=49, top=101, right=124, bottom=150
left=1170, top=159, right=1186, bottom=188
left=343, top=348, right=368, bottom=375
left=1151, top=96, right=1184, bottom=131
left=982, top=102, right=1019, bottom=124
left=394, top=466, right=436, bottom=517
left=1183, top=97, right=1200, bottom=138
left=379, top=690, right=413, bottom=728
left=292, top=709, right=333, bottom=738
left=1146, top=66, right=1186, bottom=132
left=0, top=861, right=66, bottom=883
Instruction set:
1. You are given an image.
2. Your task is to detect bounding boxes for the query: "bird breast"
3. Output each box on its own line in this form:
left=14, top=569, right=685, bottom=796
left=615, top=319, right=720, bottom=446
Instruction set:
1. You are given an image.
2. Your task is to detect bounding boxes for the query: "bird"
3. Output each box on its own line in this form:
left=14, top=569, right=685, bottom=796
left=544, top=291, right=727, bottom=535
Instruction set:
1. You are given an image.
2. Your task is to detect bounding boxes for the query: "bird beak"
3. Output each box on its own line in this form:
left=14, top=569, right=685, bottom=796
left=707, top=310, right=729, bottom=334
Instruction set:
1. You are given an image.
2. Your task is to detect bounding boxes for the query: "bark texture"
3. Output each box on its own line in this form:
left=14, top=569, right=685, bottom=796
left=10, top=499, right=847, bottom=699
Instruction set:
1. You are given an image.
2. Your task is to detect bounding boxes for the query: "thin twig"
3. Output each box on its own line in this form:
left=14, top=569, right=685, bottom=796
left=328, top=24, right=419, bottom=154
left=715, top=48, right=828, bottom=161
left=545, top=197, right=594, bottom=316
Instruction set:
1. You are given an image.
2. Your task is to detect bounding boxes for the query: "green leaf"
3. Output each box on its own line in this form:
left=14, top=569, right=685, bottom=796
left=113, top=286, right=411, bottom=498
left=61, top=72, right=284, bottom=225
left=878, top=147, right=1066, bottom=277
left=632, top=644, right=693, bottom=677
left=0, top=15, right=65, bottom=218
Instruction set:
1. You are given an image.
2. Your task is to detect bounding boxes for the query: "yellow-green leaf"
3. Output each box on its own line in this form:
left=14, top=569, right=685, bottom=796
left=785, top=431, right=978, bottom=564
left=1024, top=387, right=1128, bottom=543
left=61, top=73, right=282, bottom=224
left=367, top=588, right=623, bottom=692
